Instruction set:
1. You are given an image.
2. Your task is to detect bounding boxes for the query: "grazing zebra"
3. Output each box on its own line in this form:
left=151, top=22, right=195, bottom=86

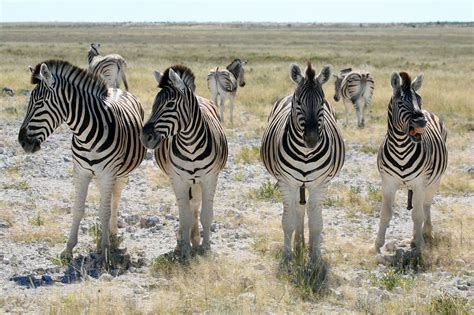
left=374, top=72, right=447, bottom=253
left=261, top=62, right=345, bottom=279
left=333, top=68, right=374, bottom=128
left=18, top=60, right=146, bottom=263
left=141, top=65, right=228, bottom=260
left=207, top=58, right=246, bottom=124
left=88, top=43, right=129, bottom=91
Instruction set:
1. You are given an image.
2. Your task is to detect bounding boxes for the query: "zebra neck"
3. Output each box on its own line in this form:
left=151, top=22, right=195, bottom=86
left=179, top=95, right=205, bottom=138
left=64, top=90, right=108, bottom=142
left=88, top=52, right=98, bottom=65
left=386, top=125, right=417, bottom=152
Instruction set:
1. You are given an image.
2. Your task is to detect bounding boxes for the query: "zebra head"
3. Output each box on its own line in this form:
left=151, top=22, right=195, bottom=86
left=289, top=62, right=332, bottom=149
left=141, top=65, right=197, bottom=149
left=19, top=62, right=64, bottom=153
left=227, top=59, right=246, bottom=87
left=389, top=71, right=427, bottom=143
left=88, top=43, right=101, bottom=64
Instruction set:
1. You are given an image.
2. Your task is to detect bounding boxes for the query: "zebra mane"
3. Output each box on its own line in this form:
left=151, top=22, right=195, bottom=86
left=399, top=72, right=412, bottom=92
left=305, top=62, right=316, bottom=81
left=340, top=68, right=352, bottom=74
left=159, top=64, right=196, bottom=92
left=30, top=60, right=108, bottom=97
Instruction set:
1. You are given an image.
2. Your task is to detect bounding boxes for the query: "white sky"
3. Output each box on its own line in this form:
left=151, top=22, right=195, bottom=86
left=1, top=0, right=473, bottom=23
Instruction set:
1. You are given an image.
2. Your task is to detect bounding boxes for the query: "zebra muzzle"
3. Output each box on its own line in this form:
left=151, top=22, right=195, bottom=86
left=409, top=127, right=424, bottom=137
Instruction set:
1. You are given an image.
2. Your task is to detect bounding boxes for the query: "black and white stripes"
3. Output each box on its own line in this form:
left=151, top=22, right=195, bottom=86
left=374, top=71, right=447, bottom=253
left=207, top=58, right=246, bottom=124
left=88, top=43, right=129, bottom=91
left=18, top=60, right=146, bottom=262
left=333, top=68, right=374, bottom=128
left=260, top=62, right=345, bottom=267
left=141, top=65, right=228, bottom=259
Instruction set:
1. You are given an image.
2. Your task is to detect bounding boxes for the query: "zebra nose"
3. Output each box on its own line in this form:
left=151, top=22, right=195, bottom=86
left=334, top=95, right=339, bottom=102
left=412, top=111, right=427, bottom=128
left=303, top=131, right=319, bottom=149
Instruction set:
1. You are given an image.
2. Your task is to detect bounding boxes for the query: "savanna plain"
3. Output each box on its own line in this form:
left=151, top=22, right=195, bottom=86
left=0, top=23, right=473, bottom=313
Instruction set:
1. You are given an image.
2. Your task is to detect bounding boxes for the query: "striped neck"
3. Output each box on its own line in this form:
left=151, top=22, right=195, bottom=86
left=179, top=93, right=205, bottom=139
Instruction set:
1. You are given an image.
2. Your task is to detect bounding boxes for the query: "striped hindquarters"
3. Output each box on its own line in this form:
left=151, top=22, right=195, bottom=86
left=207, top=68, right=238, bottom=94
left=341, top=71, right=374, bottom=104
left=89, top=54, right=127, bottom=89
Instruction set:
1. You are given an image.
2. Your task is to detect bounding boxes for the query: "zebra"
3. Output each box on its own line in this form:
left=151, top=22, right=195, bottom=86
left=374, top=71, right=447, bottom=254
left=333, top=68, right=374, bottom=128
left=18, top=60, right=146, bottom=263
left=260, top=62, right=345, bottom=283
left=140, top=65, right=228, bottom=260
left=88, top=43, right=129, bottom=91
left=207, top=58, right=247, bottom=125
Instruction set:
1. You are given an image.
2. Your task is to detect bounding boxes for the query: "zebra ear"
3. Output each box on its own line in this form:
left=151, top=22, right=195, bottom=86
left=39, top=63, right=54, bottom=87
left=28, top=66, right=34, bottom=73
left=153, top=70, right=162, bottom=85
left=168, top=68, right=186, bottom=94
left=390, top=72, right=402, bottom=91
left=411, top=74, right=423, bottom=91
left=290, top=64, right=303, bottom=84
left=317, top=65, right=332, bottom=84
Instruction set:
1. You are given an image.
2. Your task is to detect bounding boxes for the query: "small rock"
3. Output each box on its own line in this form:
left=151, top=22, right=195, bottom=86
left=63, top=156, right=71, bottom=162
left=0, top=218, right=11, bottom=228
left=99, top=273, right=113, bottom=282
left=146, top=151, right=154, bottom=160
left=210, top=222, right=218, bottom=232
left=385, top=241, right=398, bottom=252
left=330, top=288, right=344, bottom=300
left=457, top=285, right=468, bottom=291
left=2, top=87, right=14, bottom=97
left=124, top=214, right=140, bottom=225
left=140, top=216, right=160, bottom=228
left=165, top=214, right=176, bottom=221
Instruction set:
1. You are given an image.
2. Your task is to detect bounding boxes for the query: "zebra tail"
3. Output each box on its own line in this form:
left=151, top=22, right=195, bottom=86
left=407, top=189, right=413, bottom=210
left=118, top=61, right=129, bottom=91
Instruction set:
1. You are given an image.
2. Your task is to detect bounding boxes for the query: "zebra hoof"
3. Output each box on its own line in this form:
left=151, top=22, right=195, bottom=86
left=60, top=249, right=73, bottom=263
left=304, top=257, right=329, bottom=293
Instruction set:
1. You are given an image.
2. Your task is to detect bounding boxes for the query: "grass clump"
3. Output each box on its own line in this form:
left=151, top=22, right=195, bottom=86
left=3, top=181, right=30, bottom=190
left=430, top=291, right=471, bottom=315
left=370, top=268, right=413, bottom=291
left=249, top=181, right=281, bottom=202
left=235, top=146, right=260, bottom=164
left=28, top=212, right=44, bottom=226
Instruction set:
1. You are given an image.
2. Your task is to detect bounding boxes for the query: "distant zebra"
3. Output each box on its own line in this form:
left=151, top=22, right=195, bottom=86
left=207, top=58, right=246, bottom=124
left=141, top=65, right=228, bottom=260
left=19, top=60, right=146, bottom=263
left=261, top=62, right=345, bottom=281
left=88, top=43, right=129, bottom=91
left=333, top=68, right=374, bottom=128
left=374, top=72, right=447, bottom=253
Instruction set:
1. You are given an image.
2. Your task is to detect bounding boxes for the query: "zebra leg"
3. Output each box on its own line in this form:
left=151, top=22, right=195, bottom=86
left=307, top=186, right=325, bottom=262
left=374, top=179, right=398, bottom=253
left=172, top=178, right=193, bottom=260
left=219, top=95, right=225, bottom=124
left=279, top=182, right=298, bottom=265
left=422, top=182, right=439, bottom=242
left=294, top=202, right=305, bottom=258
left=97, top=176, right=115, bottom=264
left=355, top=99, right=364, bottom=128
left=305, top=185, right=328, bottom=291
left=410, top=186, right=425, bottom=250
left=342, top=99, right=351, bottom=127
left=359, top=99, right=366, bottom=128
left=200, top=176, right=218, bottom=251
left=229, top=94, right=235, bottom=125
left=61, top=167, right=92, bottom=261
left=109, top=176, right=127, bottom=251
left=190, top=184, right=202, bottom=248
